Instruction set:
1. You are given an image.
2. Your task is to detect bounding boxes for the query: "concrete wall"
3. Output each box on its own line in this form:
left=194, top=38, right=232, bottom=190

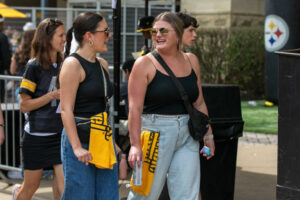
left=181, top=0, right=265, bottom=28
left=231, top=0, right=264, bottom=27
left=231, top=0, right=264, bottom=15
left=181, top=0, right=231, bottom=14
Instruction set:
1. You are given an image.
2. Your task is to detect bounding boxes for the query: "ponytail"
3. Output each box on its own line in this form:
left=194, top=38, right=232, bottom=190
left=64, top=26, right=73, bottom=58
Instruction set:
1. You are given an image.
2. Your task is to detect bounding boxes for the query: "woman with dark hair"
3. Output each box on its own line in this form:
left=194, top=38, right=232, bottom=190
left=12, top=18, right=66, bottom=200
left=10, top=29, right=36, bottom=76
left=176, top=12, right=199, bottom=51
left=127, top=12, right=215, bottom=200
left=10, top=29, right=36, bottom=104
left=59, top=12, right=119, bottom=199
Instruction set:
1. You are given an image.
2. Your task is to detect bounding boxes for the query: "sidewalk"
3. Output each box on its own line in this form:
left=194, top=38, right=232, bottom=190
left=235, top=132, right=277, bottom=200
left=0, top=132, right=277, bottom=200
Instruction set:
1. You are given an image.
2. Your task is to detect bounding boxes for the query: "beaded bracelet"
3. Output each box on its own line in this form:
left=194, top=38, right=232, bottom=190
left=203, top=134, right=214, bottom=140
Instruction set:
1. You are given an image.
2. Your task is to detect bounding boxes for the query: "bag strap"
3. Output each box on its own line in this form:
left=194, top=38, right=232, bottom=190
left=99, top=60, right=110, bottom=114
left=99, top=61, right=107, bottom=99
left=151, top=51, right=195, bottom=116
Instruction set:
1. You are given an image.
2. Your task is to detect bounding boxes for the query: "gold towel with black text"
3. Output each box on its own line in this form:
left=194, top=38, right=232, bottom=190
left=88, top=112, right=116, bottom=169
left=131, top=130, right=160, bottom=196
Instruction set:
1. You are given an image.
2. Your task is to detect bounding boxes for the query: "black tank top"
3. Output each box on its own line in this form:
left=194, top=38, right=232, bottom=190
left=143, top=69, right=199, bottom=115
left=72, top=53, right=113, bottom=118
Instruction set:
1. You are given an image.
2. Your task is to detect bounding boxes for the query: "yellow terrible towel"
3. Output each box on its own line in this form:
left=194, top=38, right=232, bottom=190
left=88, top=112, right=116, bottom=169
left=131, top=130, right=160, bottom=196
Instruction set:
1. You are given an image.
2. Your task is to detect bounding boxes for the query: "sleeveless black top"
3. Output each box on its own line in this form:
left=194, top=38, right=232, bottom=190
left=71, top=53, right=113, bottom=118
left=143, top=68, right=199, bottom=115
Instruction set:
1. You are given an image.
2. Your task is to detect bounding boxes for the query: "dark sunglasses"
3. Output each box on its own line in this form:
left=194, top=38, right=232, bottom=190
left=46, top=18, right=61, bottom=35
left=92, top=27, right=110, bottom=37
left=150, top=27, right=173, bottom=36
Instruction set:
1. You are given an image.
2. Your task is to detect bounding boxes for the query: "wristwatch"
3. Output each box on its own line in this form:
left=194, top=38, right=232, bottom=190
left=0, top=124, right=4, bottom=127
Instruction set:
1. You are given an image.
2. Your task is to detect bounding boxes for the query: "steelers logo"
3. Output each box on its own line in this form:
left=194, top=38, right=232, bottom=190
left=265, top=15, right=289, bottom=52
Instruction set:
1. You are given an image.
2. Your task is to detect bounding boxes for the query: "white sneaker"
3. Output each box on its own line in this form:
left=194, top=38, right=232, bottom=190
left=12, top=184, right=21, bottom=200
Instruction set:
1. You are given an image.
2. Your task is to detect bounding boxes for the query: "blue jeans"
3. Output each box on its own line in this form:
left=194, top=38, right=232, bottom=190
left=127, top=114, right=200, bottom=200
left=61, top=129, right=119, bottom=200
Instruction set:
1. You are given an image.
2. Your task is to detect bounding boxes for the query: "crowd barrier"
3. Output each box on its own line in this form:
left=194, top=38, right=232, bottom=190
left=0, top=75, right=23, bottom=183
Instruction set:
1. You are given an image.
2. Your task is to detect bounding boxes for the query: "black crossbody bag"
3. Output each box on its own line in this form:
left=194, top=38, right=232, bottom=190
left=152, top=51, right=210, bottom=141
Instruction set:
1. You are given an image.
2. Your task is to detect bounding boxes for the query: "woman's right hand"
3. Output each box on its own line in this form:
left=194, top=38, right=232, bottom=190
left=49, top=89, right=60, bottom=100
left=128, top=145, right=143, bottom=169
left=73, top=146, right=93, bottom=166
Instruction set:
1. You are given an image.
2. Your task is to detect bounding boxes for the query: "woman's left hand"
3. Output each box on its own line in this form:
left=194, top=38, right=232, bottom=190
left=202, top=134, right=215, bottom=160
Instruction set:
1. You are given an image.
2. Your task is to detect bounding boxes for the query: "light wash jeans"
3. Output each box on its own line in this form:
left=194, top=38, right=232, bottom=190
left=127, top=114, right=200, bottom=200
left=61, top=128, right=119, bottom=200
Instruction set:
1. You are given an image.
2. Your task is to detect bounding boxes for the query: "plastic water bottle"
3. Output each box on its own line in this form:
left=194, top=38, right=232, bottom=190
left=133, top=160, right=142, bottom=186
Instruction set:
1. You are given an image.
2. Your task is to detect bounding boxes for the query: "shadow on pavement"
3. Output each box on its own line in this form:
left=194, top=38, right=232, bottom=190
left=235, top=166, right=276, bottom=200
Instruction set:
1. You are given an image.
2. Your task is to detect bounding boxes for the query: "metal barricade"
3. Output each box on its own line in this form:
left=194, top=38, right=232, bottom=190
left=3, top=4, right=174, bottom=64
left=0, top=75, right=23, bottom=183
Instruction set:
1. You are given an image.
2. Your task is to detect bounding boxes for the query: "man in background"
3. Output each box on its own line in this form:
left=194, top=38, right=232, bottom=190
left=0, top=14, right=12, bottom=101
left=133, top=16, right=154, bottom=58
left=120, top=59, right=135, bottom=115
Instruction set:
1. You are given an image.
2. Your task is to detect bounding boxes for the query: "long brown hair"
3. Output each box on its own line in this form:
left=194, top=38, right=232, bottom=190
left=15, top=29, right=35, bottom=69
left=31, top=18, right=64, bottom=70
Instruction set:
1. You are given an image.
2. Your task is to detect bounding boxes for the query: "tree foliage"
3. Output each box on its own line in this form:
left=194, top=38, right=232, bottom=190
left=191, top=27, right=265, bottom=99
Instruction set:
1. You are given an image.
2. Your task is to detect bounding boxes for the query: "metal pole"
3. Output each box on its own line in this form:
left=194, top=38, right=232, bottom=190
left=40, top=0, right=48, bottom=20
left=144, top=0, right=149, bottom=48
left=113, top=0, right=121, bottom=140
left=145, top=0, right=149, bottom=16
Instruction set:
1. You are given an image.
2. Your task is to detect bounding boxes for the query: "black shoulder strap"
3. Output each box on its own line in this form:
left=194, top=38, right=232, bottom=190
left=151, top=51, right=194, bottom=116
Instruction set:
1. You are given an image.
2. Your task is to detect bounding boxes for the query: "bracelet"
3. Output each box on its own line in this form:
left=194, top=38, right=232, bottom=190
left=0, top=124, right=4, bottom=127
left=203, top=134, right=214, bottom=140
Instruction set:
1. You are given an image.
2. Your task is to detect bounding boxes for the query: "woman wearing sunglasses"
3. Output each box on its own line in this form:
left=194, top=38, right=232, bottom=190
left=13, top=18, right=66, bottom=200
left=127, top=12, right=215, bottom=200
left=157, top=13, right=201, bottom=200
left=59, top=12, right=119, bottom=199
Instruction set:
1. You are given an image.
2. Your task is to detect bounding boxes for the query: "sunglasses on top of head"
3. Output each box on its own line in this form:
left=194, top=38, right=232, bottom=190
left=150, top=27, right=174, bottom=36
left=46, top=18, right=61, bottom=35
left=91, top=27, right=110, bottom=37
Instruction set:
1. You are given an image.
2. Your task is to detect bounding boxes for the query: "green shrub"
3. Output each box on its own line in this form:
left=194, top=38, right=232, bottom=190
left=191, top=27, right=265, bottom=99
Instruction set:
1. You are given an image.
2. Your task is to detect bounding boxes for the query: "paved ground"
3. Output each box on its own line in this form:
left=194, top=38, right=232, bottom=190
left=235, top=132, right=277, bottom=200
left=0, top=132, right=278, bottom=200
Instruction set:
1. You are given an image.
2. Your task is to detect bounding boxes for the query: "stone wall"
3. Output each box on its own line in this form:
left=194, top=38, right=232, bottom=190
left=181, top=0, right=265, bottom=28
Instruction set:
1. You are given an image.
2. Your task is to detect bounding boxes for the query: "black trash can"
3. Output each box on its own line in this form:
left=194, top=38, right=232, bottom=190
left=276, top=49, right=300, bottom=200
left=200, top=84, right=244, bottom=200
left=159, top=84, right=244, bottom=200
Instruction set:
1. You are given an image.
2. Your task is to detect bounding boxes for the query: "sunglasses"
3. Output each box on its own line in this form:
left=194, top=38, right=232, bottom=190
left=46, top=18, right=61, bottom=35
left=150, top=28, right=173, bottom=36
left=92, top=27, right=110, bottom=37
